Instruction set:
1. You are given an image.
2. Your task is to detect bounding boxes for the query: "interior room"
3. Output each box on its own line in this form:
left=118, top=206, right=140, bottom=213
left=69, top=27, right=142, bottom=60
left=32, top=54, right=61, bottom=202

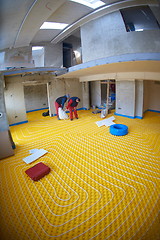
left=0, top=1, right=160, bottom=240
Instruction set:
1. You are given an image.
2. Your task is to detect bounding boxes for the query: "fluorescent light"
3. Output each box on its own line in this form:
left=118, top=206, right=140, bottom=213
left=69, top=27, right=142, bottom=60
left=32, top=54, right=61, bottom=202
left=40, top=22, right=68, bottom=30
left=70, top=0, right=105, bottom=9
left=136, top=29, right=144, bottom=31
left=32, top=46, right=44, bottom=51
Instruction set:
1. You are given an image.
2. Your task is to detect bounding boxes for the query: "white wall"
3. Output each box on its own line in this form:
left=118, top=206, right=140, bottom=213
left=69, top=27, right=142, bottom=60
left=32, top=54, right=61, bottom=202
left=82, top=82, right=89, bottom=109
left=4, top=46, right=34, bottom=69
left=24, top=84, right=48, bottom=111
left=90, top=81, right=101, bottom=108
left=81, top=11, right=160, bottom=62
left=4, top=78, right=27, bottom=125
left=116, top=79, right=160, bottom=118
left=144, top=80, right=160, bottom=112
left=135, top=80, right=144, bottom=117
left=116, top=80, right=135, bottom=117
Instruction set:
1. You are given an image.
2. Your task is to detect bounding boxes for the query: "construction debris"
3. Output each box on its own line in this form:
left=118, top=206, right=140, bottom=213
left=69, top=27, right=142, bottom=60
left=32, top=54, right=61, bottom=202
left=23, top=149, right=48, bottom=164
left=96, top=116, right=115, bottom=127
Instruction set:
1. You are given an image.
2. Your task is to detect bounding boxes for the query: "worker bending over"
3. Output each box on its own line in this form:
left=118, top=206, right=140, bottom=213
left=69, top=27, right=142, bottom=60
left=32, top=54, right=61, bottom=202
left=55, top=94, right=70, bottom=120
left=66, top=97, right=80, bottom=121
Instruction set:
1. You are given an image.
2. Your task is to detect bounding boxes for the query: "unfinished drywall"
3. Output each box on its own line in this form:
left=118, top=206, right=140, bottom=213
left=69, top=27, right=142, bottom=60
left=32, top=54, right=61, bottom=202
left=24, top=84, right=48, bottom=112
left=144, top=80, right=160, bottom=112
left=90, top=81, right=101, bottom=108
left=81, top=10, right=160, bottom=62
left=116, top=80, right=135, bottom=117
left=135, top=80, right=144, bottom=118
left=4, top=77, right=27, bottom=125
left=44, top=43, right=63, bottom=67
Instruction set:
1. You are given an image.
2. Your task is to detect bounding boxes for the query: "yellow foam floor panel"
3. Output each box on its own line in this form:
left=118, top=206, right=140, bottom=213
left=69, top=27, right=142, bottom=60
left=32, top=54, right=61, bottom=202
left=0, top=110, right=160, bottom=240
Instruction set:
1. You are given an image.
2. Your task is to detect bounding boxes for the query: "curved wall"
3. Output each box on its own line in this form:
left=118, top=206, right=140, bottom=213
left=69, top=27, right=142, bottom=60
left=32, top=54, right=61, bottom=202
left=81, top=9, right=160, bottom=63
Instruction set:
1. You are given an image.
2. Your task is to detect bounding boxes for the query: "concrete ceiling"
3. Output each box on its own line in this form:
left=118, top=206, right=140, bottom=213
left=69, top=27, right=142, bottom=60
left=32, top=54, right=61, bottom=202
left=0, top=0, right=93, bottom=50
left=1, top=0, right=159, bottom=51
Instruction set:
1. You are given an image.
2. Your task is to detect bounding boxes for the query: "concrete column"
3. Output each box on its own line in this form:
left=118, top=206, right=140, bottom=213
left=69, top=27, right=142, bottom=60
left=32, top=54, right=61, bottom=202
left=135, top=80, right=144, bottom=118
left=82, top=82, right=89, bottom=109
left=91, top=81, right=101, bottom=108
left=116, top=80, right=135, bottom=117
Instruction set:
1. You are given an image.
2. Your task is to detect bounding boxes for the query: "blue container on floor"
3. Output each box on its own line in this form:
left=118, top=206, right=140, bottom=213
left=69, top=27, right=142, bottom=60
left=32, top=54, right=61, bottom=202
left=110, top=124, right=128, bottom=136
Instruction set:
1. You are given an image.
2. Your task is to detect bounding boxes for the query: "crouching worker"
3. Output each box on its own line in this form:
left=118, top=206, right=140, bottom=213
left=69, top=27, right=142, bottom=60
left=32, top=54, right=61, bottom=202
left=55, top=94, right=70, bottom=120
left=66, top=97, right=80, bottom=121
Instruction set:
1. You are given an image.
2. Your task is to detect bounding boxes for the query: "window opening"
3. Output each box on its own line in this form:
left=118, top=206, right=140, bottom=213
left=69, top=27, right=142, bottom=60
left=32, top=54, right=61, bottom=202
left=120, top=6, right=160, bottom=32
left=70, top=0, right=104, bottom=9
left=101, top=80, right=116, bottom=110
left=32, top=46, right=44, bottom=67
left=40, top=22, right=68, bottom=30
left=63, top=43, right=73, bottom=68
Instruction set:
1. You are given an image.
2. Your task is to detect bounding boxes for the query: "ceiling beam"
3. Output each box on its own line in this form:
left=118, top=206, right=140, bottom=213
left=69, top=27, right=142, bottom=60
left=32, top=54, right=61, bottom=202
left=79, top=72, right=160, bottom=82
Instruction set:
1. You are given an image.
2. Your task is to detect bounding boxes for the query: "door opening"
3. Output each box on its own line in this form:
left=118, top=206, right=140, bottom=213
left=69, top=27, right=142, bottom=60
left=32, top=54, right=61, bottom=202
left=63, top=43, right=73, bottom=68
left=101, top=80, right=116, bottom=110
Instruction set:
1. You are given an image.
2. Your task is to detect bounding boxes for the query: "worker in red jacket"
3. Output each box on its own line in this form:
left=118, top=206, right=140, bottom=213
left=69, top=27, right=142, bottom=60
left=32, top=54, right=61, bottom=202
left=66, top=97, right=80, bottom=120
left=55, top=94, right=70, bottom=119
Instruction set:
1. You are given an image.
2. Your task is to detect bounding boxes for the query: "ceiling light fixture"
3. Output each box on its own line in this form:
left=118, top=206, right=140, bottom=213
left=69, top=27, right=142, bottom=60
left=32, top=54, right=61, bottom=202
left=40, top=22, right=68, bottom=30
left=32, top=46, right=44, bottom=50
left=135, top=29, right=144, bottom=31
left=70, top=0, right=105, bottom=9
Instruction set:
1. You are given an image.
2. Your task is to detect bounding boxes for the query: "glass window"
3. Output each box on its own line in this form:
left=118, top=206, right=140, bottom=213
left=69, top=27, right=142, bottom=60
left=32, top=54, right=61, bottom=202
left=120, top=6, right=160, bottom=32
